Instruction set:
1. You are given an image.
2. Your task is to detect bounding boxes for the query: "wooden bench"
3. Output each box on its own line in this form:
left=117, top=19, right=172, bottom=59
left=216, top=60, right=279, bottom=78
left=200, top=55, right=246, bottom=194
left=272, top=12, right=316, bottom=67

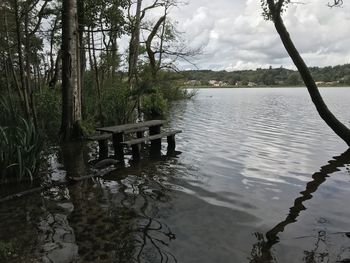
left=122, top=130, right=182, bottom=160
left=86, top=126, right=149, bottom=159
left=96, top=120, right=166, bottom=161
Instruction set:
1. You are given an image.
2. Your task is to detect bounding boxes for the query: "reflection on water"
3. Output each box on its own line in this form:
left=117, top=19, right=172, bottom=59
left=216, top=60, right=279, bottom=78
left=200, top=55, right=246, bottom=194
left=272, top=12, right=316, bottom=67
left=1, top=88, right=350, bottom=262
left=249, top=149, right=350, bottom=262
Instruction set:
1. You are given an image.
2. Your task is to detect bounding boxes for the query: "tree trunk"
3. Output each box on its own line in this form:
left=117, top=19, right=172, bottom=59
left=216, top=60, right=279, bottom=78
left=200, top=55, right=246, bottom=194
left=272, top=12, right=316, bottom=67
left=128, top=0, right=142, bottom=89
left=49, top=49, right=61, bottom=88
left=14, top=0, right=31, bottom=119
left=271, top=12, right=350, bottom=146
left=77, top=0, right=85, bottom=106
left=145, top=15, right=166, bottom=81
left=91, top=28, right=104, bottom=126
left=60, top=0, right=84, bottom=141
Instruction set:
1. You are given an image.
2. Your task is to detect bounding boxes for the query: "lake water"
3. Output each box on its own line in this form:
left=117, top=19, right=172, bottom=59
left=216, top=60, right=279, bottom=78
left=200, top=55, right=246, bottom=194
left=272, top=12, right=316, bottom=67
left=1, top=88, right=350, bottom=262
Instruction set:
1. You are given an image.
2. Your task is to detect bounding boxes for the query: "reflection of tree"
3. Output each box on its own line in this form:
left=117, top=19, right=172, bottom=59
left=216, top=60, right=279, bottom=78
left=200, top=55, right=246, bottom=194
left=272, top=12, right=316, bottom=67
left=249, top=149, right=350, bottom=263
left=65, top=152, right=178, bottom=262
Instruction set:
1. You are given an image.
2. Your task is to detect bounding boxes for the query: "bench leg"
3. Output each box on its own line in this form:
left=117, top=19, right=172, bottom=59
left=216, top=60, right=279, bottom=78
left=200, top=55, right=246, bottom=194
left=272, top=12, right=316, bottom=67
left=167, top=135, right=176, bottom=153
left=136, top=131, right=144, bottom=139
left=131, top=144, right=141, bottom=160
left=112, top=132, right=124, bottom=161
left=98, top=139, right=109, bottom=160
left=136, top=131, right=145, bottom=148
left=150, top=125, right=161, bottom=153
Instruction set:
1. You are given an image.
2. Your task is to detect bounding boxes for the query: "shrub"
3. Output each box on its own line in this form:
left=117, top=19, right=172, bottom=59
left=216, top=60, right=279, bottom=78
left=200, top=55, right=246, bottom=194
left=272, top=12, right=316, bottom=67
left=35, top=88, right=61, bottom=141
left=142, top=88, right=168, bottom=118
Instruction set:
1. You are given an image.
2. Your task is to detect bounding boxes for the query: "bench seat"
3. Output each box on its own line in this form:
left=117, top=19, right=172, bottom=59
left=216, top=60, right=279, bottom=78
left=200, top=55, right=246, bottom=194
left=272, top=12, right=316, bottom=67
left=122, top=130, right=182, bottom=146
left=122, top=130, right=182, bottom=160
left=86, top=133, right=112, bottom=141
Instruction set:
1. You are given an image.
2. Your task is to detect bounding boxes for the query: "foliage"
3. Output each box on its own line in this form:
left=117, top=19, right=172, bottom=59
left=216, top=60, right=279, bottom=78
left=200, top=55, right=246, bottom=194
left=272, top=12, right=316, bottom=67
left=82, top=71, right=135, bottom=127
left=35, top=88, right=62, bottom=141
left=137, top=68, right=196, bottom=116
left=0, top=98, right=43, bottom=183
left=101, top=84, right=135, bottom=125
left=142, top=88, right=168, bottom=118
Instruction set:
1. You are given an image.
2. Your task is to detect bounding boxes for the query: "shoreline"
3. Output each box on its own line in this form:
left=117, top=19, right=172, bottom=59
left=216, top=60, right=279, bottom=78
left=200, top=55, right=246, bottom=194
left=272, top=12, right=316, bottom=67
left=182, top=85, right=350, bottom=89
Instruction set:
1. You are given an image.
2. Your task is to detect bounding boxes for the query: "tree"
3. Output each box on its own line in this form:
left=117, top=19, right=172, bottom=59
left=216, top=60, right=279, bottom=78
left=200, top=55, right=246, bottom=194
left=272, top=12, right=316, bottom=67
left=262, top=0, right=350, bottom=146
left=60, top=0, right=84, bottom=141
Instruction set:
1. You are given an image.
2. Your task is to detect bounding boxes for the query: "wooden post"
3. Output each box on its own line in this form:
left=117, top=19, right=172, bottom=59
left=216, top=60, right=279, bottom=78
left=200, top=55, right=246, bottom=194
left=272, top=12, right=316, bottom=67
left=167, top=135, right=175, bottom=153
left=136, top=131, right=144, bottom=139
left=98, top=139, right=108, bottom=160
left=112, top=132, right=124, bottom=161
left=131, top=144, right=141, bottom=160
left=136, top=130, right=145, bottom=148
left=149, top=125, right=161, bottom=155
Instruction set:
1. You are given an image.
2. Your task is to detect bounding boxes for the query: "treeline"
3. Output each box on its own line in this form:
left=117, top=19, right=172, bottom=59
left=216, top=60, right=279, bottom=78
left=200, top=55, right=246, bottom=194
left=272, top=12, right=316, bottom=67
left=181, top=64, right=350, bottom=86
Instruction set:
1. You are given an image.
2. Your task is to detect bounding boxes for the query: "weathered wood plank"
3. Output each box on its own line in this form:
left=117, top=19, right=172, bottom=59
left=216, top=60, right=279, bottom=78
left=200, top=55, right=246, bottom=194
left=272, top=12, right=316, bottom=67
left=86, top=133, right=111, bottom=141
left=122, top=130, right=182, bottom=147
left=96, top=120, right=166, bottom=134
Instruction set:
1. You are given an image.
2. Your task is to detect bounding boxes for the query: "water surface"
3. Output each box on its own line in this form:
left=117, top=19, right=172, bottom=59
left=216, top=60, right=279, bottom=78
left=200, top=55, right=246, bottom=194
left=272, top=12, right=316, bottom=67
left=1, top=88, right=350, bottom=263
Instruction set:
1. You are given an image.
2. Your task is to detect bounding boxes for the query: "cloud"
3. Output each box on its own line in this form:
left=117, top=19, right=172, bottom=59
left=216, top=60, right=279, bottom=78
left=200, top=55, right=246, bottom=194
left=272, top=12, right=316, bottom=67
left=169, top=0, right=350, bottom=70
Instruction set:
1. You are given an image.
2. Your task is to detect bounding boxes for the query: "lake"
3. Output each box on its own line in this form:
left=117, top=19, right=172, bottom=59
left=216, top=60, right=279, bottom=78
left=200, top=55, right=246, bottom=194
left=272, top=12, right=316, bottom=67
left=1, top=88, right=350, bottom=262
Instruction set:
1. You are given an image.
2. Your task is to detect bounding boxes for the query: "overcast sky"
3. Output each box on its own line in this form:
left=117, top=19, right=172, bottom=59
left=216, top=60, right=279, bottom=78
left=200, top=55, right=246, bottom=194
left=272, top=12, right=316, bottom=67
left=154, top=0, right=350, bottom=71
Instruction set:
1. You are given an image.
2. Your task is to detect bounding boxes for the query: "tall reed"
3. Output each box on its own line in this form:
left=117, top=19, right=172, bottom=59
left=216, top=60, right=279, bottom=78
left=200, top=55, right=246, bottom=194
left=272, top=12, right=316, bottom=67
left=0, top=98, right=42, bottom=183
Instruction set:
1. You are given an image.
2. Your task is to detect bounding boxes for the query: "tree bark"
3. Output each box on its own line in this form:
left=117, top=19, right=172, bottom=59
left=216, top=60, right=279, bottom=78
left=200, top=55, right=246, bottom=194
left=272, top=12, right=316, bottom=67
left=91, top=28, right=104, bottom=126
left=145, top=15, right=166, bottom=81
left=49, top=49, right=61, bottom=88
left=268, top=1, right=350, bottom=146
left=14, top=0, right=31, bottom=119
left=60, top=0, right=84, bottom=141
left=128, top=0, right=142, bottom=89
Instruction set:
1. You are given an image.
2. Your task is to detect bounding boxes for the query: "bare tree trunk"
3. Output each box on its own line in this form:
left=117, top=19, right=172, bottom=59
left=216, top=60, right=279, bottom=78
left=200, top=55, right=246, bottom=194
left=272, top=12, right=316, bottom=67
left=4, top=11, right=24, bottom=104
left=269, top=5, right=350, bottom=146
left=49, top=14, right=59, bottom=83
left=24, top=12, right=38, bottom=128
left=4, top=59, right=15, bottom=113
left=128, top=0, right=142, bottom=89
left=14, top=0, right=31, bottom=119
left=145, top=15, right=166, bottom=81
left=60, top=0, right=84, bottom=141
left=49, top=49, right=61, bottom=88
left=91, top=28, right=104, bottom=126
left=77, top=0, right=85, bottom=107
left=110, top=38, right=118, bottom=84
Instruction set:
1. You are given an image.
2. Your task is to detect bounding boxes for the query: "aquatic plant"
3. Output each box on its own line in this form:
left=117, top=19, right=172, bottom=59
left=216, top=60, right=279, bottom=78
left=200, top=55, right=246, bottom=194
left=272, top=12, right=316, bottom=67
left=0, top=98, right=43, bottom=183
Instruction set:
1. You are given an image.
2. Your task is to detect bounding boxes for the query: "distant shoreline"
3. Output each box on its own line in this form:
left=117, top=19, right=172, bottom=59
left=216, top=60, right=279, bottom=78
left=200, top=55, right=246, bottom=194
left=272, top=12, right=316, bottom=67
left=182, top=85, right=350, bottom=89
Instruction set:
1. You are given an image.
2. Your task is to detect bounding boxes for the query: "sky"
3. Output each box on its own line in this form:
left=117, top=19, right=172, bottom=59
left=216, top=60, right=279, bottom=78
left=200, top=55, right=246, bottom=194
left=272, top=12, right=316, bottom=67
left=153, top=0, right=350, bottom=71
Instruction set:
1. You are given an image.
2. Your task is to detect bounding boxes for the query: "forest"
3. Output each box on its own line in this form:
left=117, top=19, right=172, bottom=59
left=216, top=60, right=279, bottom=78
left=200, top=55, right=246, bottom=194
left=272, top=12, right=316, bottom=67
left=0, top=0, right=195, bottom=183
left=181, top=64, right=350, bottom=87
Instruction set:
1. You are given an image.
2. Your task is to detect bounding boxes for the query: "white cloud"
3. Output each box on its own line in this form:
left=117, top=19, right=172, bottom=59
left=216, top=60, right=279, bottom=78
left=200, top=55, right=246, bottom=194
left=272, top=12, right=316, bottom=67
left=168, top=0, right=350, bottom=70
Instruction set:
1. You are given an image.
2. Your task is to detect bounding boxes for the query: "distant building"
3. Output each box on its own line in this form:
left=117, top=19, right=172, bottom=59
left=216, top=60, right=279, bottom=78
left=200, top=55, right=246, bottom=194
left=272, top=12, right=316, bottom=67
left=209, top=80, right=229, bottom=87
